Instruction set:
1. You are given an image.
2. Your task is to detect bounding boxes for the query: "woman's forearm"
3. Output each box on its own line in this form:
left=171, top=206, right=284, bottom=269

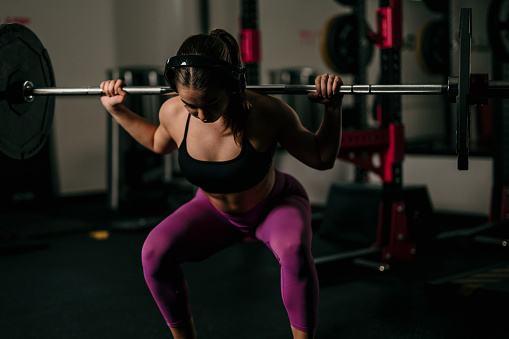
left=314, top=102, right=342, bottom=169
left=107, top=104, right=159, bottom=152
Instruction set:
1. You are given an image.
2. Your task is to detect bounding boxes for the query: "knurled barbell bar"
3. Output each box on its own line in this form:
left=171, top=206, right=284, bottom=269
left=0, top=8, right=507, bottom=170
left=19, top=80, right=509, bottom=99
left=23, top=82, right=448, bottom=97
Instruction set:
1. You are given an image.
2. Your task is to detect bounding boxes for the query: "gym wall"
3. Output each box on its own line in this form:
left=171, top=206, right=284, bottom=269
left=1, top=0, right=201, bottom=196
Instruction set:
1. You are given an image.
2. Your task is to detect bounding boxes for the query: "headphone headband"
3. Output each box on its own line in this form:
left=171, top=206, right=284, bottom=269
left=164, top=55, right=246, bottom=92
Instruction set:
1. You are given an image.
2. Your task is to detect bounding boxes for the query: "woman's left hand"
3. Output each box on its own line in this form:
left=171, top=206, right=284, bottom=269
left=308, top=73, right=343, bottom=106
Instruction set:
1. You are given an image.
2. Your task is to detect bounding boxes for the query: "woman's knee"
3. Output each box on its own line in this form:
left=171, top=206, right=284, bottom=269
left=141, top=234, right=161, bottom=266
left=141, top=238, right=161, bottom=277
left=141, top=227, right=179, bottom=277
left=275, top=238, right=313, bottom=269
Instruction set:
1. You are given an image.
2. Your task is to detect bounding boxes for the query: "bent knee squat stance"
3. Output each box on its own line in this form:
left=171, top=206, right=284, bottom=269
left=141, top=171, right=319, bottom=332
left=101, top=29, right=342, bottom=338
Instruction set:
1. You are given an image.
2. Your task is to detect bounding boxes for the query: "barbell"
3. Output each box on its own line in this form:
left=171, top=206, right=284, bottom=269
left=0, top=9, right=507, bottom=170
left=24, top=82, right=449, bottom=97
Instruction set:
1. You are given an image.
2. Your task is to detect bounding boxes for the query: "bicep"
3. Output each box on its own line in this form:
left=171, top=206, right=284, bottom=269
left=153, top=124, right=177, bottom=154
left=153, top=100, right=179, bottom=154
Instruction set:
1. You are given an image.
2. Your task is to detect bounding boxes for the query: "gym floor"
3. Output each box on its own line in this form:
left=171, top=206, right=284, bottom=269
left=1, top=195, right=508, bottom=339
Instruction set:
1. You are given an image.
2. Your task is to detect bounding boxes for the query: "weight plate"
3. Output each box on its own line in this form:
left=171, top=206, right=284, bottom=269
left=415, top=20, right=449, bottom=74
left=488, top=0, right=509, bottom=62
left=320, top=14, right=373, bottom=75
left=457, top=9, right=472, bottom=170
left=320, top=15, right=340, bottom=73
left=0, top=23, right=55, bottom=160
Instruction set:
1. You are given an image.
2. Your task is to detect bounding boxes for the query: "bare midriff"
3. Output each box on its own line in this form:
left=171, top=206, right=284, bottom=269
left=202, top=165, right=276, bottom=214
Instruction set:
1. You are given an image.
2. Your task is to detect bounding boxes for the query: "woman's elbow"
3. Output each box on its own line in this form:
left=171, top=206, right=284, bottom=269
left=152, top=144, right=174, bottom=155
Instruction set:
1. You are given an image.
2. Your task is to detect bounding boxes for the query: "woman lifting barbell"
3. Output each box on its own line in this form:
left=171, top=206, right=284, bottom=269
left=100, top=28, right=343, bottom=339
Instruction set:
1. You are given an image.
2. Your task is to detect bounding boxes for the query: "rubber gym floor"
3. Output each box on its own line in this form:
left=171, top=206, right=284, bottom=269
left=1, top=194, right=508, bottom=339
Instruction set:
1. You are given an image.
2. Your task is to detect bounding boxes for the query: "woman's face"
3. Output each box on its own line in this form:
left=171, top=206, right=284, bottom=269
left=178, top=85, right=230, bottom=123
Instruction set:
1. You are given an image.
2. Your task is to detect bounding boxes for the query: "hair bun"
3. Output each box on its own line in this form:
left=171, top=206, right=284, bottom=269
left=209, top=29, right=242, bottom=66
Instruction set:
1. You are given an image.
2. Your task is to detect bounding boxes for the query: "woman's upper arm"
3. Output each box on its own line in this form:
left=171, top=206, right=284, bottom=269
left=272, top=98, right=321, bottom=168
left=153, top=99, right=179, bottom=154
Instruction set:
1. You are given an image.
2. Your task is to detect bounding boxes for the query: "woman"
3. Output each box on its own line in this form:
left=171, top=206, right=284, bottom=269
left=100, top=29, right=343, bottom=339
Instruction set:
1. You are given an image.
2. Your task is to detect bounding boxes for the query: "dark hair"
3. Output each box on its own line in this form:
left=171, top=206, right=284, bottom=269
left=175, top=29, right=251, bottom=145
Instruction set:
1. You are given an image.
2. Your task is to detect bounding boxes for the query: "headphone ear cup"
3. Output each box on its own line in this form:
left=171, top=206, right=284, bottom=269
left=240, top=73, right=246, bottom=91
left=237, top=69, right=247, bottom=92
left=164, top=68, right=178, bottom=92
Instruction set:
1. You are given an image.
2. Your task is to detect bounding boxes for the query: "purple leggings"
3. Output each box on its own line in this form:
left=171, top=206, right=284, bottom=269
left=141, top=170, right=319, bottom=332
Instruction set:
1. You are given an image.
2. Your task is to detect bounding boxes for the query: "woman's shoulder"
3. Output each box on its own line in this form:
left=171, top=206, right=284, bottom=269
left=158, top=96, right=189, bottom=136
left=246, top=90, right=292, bottom=117
left=244, top=90, right=296, bottom=141
left=161, top=95, right=184, bottom=112
left=247, top=90, right=281, bottom=106
left=246, top=90, right=297, bottom=128
left=160, top=95, right=187, bottom=120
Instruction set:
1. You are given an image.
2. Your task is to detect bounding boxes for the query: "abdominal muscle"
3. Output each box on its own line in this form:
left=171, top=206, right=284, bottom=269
left=202, top=165, right=276, bottom=214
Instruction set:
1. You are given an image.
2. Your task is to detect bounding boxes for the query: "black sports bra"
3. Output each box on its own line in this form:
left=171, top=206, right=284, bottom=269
left=178, top=115, right=273, bottom=193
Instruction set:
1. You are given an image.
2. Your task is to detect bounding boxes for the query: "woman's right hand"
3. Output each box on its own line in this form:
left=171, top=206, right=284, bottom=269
left=100, top=79, right=127, bottom=110
left=307, top=73, right=343, bottom=108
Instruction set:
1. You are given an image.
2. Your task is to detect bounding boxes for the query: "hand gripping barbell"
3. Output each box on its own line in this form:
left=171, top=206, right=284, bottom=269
left=1, top=9, right=508, bottom=170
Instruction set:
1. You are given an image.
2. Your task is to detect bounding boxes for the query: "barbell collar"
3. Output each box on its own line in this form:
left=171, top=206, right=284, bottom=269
left=447, top=76, right=458, bottom=103
left=446, top=76, right=509, bottom=103
left=487, top=81, right=509, bottom=99
left=22, top=81, right=35, bottom=103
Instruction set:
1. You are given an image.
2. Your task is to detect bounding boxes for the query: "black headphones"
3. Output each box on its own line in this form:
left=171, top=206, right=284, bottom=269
left=164, top=55, right=247, bottom=92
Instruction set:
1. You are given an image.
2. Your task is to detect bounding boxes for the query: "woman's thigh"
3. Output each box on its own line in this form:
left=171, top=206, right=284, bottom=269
left=255, top=193, right=312, bottom=259
left=142, top=195, right=245, bottom=265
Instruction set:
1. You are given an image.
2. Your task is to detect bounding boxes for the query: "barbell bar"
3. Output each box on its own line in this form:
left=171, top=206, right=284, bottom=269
left=20, top=80, right=509, bottom=101
left=23, top=82, right=449, bottom=99
left=1, top=9, right=507, bottom=168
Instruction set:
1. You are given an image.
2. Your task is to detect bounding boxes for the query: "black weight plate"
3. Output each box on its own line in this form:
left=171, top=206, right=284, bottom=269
left=320, top=15, right=341, bottom=73
left=457, top=9, right=472, bottom=170
left=323, top=14, right=373, bottom=75
left=415, top=20, right=449, bottom=74
left=0, top=23, right=55, bottom=160
left=488, top=0, right=509, bottom=62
